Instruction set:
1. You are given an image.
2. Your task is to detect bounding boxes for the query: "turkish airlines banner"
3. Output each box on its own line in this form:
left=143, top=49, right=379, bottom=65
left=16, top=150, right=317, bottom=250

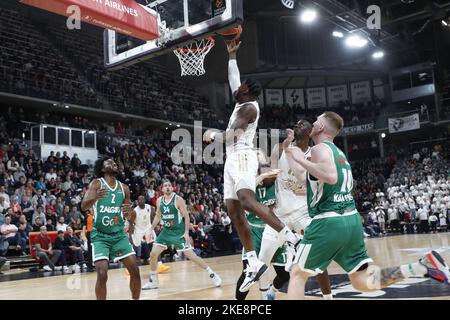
left=265, top=89, right=284, bottom=106
left=327, top=85, right=348, bottom=108
left=350, top=81, right=372, bottom=104
left=285, top=89, right=305, bottom=108
left=20, top=0, right=158, bottom=41
left=306, top=87, right=326, bottom=109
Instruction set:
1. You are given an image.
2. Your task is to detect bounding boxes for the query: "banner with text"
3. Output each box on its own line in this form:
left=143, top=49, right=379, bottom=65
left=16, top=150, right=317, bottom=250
left=327, top=85, right=348, bottom=108
left=265, top=89, right=284, bottom=106
left=388, top=113, right=420, bottom=133
left=341, top=123, right=374, bottom=135
left=306, top=87, right=326, bottom=109
left=285, top=89, right=305, bottom=108
left=351, top=81, right=372, bottom=104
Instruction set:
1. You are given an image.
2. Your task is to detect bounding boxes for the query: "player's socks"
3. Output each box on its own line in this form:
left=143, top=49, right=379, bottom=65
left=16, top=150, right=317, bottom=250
left=246, top=251, right=259, bottom=266
left=400, top=262, right=427, bottom=278
left=150, top=271, right=158, bottom=284
left=322, top=293, right=333, bottom=300
left=206, top=266, right=214, bottom=275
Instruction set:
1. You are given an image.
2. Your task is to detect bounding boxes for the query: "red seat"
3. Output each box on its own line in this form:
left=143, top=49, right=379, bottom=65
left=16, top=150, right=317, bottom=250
left=29, top=230, right=83, bottom=262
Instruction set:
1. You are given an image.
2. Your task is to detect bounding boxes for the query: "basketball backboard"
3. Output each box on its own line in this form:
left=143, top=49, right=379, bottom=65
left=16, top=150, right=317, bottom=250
left=104, top=0, right=243, bottom=70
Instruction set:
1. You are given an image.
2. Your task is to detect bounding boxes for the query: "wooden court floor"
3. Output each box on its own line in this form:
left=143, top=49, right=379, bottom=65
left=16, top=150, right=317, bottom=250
left=1, top=233, right=449, bottom=300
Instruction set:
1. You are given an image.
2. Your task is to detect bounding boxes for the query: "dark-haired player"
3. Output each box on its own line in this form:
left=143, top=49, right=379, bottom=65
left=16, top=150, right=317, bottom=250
left=142, top=180, right=222, bottom=290
left=81, top=158, right=141, bottom=300
left=204, top=40, right=300, bottom=292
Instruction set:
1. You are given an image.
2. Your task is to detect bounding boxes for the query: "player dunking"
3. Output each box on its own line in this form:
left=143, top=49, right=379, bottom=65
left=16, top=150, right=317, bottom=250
left=142, top=180, right=222, bottom=290
left=257, top=119, right=332, bottom=299
left=282, top=112, right=450, bottom=299
left=203, top=40, right=299, bottom=292
left=81, top=158, right=141, bottom=300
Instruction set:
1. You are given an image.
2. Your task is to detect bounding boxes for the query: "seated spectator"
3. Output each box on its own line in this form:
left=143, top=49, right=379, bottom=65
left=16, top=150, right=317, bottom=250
left=71, top=218, right=83, bottom=231
left=36, top=176, right=47, bottom=191
left=60, top=205, right=71, bottom=224
left=20, top=196, right=34, bottom=222
left=34, top=226, right=67, bottom=272
left=0, top=216, right=26, bottom=255
left=17, top=214, right=31, bottom=242
left=32, top=205, right=46, bottom=226
left=56, top=216, right=68, bottom=232
left=32, top=216, right=44, bottom=232
left=65, top=227, right=86, bottom=270
left=0, top=196, right=6, bottom=215
left=45, top=218, right=55, bottom=231
left=69, top=204, right=82, bottom=225
left=9, top=196, right=22, bottom=215
left=45, top=206, right=57, bottom=226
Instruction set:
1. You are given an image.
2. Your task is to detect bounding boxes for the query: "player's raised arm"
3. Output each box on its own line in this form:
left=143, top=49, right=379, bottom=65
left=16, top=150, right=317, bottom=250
left=81, top=179, right=107, bottom=211
left=227, top=40, right=242, bottom=95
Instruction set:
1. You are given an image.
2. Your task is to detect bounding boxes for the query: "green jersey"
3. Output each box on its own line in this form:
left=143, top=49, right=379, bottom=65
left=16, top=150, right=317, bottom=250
left=159, top=193, right=185, bottom=234
left=93, top=178, right=126, bottom=234
left=307, top=141, right=356, bottom=218
left=246, top=183, right=276, bottom=227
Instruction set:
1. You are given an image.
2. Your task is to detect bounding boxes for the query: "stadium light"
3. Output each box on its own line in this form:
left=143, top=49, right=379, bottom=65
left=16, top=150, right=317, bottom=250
left=372, top=50, right=385, bottom=59
left=64, top=105, right=70, bottom=109
left=345, top=35, right=368, bottom=48
left=177, top=124, right=181, bottom=128
left=300, top=9, right=317, bottom=24
left=381, top=133, right=386, bottom=139
left=442, top=19, right=449, bottom=27
left=332, top=31, right=344, bottom=38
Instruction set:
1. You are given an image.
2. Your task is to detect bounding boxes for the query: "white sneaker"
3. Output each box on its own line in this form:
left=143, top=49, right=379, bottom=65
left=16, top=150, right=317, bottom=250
left=54, top=266, right=62, bottom=271
left=210, top=272, right=222, bottom=287
left=43, top=265, right=53, bottom=272
left=239, top=260, right=268, bottom=293
left=82, top=264, right=88, bottom=270
left=142, top=281, right=158, bottom=290
left=63, top=266, right=70, bottom=273
left=71, top=265, right=80, bottom=273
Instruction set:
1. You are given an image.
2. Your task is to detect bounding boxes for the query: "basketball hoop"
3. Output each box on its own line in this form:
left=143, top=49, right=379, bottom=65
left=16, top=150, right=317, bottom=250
left=173, top=37, right=215, bottom=76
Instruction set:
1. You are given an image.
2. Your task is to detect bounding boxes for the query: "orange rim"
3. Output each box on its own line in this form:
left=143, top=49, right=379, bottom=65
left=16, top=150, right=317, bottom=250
left=175, top=37, right=215, bottom=53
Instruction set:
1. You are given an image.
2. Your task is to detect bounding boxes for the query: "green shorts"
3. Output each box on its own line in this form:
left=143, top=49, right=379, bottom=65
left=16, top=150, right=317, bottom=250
left=91, top=230, right=135, bottom=263
left=242, top=225, right=287, bottom=266
left=154, top=230, right=191, bottom=251
left=293, top=212, right=372, bottom=275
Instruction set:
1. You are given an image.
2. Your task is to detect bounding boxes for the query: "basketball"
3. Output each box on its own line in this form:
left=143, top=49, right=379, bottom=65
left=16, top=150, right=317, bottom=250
left=220, top=25, right=243, bottom=44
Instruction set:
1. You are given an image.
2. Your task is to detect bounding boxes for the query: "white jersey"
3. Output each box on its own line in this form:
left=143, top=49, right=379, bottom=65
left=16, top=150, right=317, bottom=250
left=226, top=100, right=260, bottom=154
left=274, top=146, right=311, bottom=216
left=134, top=204, right=152, bottom=231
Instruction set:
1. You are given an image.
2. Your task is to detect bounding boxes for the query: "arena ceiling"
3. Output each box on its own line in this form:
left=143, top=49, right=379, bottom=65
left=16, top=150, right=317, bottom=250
left=237, top=0, right=450, bottom=87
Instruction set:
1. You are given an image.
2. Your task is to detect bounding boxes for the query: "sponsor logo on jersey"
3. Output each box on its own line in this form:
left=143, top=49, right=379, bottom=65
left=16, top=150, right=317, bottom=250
left=162, top=214, right=175, bottom=220
left=99, top=205, right=121, bottom=214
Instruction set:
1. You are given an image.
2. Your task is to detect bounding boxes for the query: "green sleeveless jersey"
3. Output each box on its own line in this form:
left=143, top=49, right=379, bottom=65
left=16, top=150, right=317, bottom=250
left=159, top=193, right=185, bottom=234
left=246, top=183, right=276, bottom=227
left=307, top=142, right=356, bottom=218
left=93, top=178, right=126, bottom=234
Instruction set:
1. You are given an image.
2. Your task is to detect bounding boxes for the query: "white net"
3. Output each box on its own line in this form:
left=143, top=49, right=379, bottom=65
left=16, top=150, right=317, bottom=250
left=173, top=37, right=215, bottom=76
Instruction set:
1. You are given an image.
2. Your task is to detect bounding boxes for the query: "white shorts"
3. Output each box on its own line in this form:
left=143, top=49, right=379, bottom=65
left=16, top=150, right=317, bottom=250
left=224, top=150, right=258, bottom=200
left=132, top=229, right=154, bottom=247
left=262, top=209, right=312, bottom=246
